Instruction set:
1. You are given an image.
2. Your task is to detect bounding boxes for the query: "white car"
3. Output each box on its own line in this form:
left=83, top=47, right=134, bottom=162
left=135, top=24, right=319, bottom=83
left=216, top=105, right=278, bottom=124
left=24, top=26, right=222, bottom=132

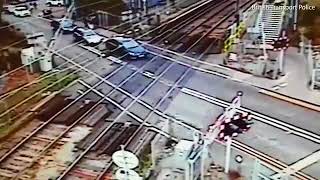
left=46, top=0, right=64, bottom=6
left=73, top=27, right=104, bottom=45
left=3, top=5, right=16, bottom=14
left=13, top=6, right=31, bottom=17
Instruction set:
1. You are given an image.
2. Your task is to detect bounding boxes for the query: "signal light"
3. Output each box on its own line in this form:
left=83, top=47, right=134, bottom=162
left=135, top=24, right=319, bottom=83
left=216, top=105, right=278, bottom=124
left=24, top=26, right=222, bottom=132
left=218, top=112, right=254, bottom=141
left=231, top=115, right=253, bottom=133
left=218, top=122, right=242, bottom=141
left=272, top=36, right=289, bottom=51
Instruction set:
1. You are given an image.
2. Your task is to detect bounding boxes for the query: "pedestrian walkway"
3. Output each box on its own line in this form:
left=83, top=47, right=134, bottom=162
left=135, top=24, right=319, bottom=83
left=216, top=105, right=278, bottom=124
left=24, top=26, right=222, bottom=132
left=227, top=47, right=320, bottom=106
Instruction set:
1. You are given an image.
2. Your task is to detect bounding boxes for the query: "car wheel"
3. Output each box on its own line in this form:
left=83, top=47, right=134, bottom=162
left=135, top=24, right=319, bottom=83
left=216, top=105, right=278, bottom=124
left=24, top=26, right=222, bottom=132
left=58, top=3, right=62, bottom=6
left=47, top=2, right=52, bottom=6
left=101, top=53, right=107, bottom=58
left=74, top=36, right=80, bottom=42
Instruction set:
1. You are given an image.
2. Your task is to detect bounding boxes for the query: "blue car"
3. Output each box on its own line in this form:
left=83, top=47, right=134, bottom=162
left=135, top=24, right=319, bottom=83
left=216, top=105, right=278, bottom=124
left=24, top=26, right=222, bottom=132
left=104, top=37, right=146, bottom=59
left=51, top=19, right=77, bottom=33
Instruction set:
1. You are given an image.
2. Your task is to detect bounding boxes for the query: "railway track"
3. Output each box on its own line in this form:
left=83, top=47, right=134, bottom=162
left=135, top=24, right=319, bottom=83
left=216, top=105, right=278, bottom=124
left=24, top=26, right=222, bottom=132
left=2, top=27, right=180, bottom=178
left=49, top=5, right=266, bottom=176
left=53, top=44, right=318, bottom=180
left=70, top=76, right=316, bottom=180
left=0, top=55, right=133, bottom=178
left=0, top=5, right=205, bottom=177
left=149, top=0, right=256, bottom=55
left=1, top=0, right=318, bottom=179
left=0, top=0, right=172, bottom=99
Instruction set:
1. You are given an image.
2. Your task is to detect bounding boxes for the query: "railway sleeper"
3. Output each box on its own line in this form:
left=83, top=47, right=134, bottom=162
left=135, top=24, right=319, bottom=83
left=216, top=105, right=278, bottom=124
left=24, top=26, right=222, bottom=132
left=163, top=32, right=185, bottom=45
left=76, top=121, right=113, bottom=150
left=150, top=30, right=173, bottom=44
left=175, top=35, right=200, bottom=52
left=35, top=96, right=72, bottom=121
left=104, top=125, right=138, bottom=156
left=98, top=126, right=129, bottom=154
left=80, top=104, right=112, bottom=127
left=90, top=123, right=123, bottom=151
left=52, top=101, right=96, bottom=125
left=190, top=37, right=214, bottom=55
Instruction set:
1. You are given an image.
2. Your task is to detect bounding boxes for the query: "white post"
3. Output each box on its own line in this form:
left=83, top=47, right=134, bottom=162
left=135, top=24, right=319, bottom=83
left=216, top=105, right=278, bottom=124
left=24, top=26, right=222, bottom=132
left=279, top=48, right=284, bottom=74
left=200, top=144, right=208, bottom=180
left=260, top=22, right=268, bottom=61
left=300, top=34, right=304, bottom=55
left=151, top=138, right=156, bottom=169
left=293, top=0, right=298, bottom=31
left=224, top=137, right=232, bottom=174
left=142, top=0, right=147, bottom=15
left=307, top=41, right=313, bottom=82
left=185, top=163, right=190, bottom=180
left=311, top=69, right=315, bottom=90
left=190, top=162, right=194, bottom=180
left=252, top=159, right=261, bottom=180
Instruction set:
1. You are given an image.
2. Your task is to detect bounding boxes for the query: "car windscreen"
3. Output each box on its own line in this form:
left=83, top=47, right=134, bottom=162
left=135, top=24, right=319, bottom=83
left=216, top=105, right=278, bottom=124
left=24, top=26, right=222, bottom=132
left=122, top=40, right=140, bottom=49
left=83, top=30, right=96, bottom=36
left=62, top=20, right=73, bottom=27
left=15, top=7, right=28, bottom=11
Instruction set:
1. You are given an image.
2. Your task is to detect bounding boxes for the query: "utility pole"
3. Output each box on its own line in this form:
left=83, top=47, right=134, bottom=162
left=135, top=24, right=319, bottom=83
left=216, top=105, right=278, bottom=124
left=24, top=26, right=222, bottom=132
left=236, top=0, right=240, bottom=26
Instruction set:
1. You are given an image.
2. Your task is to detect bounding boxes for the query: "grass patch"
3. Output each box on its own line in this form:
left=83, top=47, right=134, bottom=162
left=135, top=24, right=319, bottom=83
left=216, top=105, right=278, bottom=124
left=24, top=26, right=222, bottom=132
left=0, top=72, right=78, bottom=137
left=137, top=144, right=153, bottom=178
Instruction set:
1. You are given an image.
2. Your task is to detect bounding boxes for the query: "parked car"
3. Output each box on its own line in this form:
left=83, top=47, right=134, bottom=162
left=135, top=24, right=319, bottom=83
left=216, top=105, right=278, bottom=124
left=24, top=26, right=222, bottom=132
left=104, top=37, right=146, bottom=59
left=51, top=19, right=77, bottom=33
left=39, top=8, right=53, bottom=18
left=3, top=5, right=16, bottom=14
left=46, top=0, right=64, bottom=6
left=73, top=27, right=104, bottom=45
left=9, top=0, right=27, bottom=5
left=12, top=6, right=31, bottom=17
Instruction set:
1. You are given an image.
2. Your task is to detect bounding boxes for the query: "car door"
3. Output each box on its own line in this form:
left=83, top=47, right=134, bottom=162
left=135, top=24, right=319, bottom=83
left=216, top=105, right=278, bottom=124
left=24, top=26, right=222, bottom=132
left=73, top=29, right=82, bottom=41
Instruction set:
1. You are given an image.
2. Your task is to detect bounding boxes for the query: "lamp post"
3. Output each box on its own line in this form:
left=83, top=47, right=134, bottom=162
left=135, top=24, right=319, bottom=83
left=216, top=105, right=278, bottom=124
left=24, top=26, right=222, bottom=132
left=293, top=0, right=299, bottom=31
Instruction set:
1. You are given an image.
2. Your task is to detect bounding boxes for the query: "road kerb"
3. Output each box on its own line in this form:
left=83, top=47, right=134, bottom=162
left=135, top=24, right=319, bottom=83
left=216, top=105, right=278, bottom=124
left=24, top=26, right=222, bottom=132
left=259, top=89, right=320, bottom=112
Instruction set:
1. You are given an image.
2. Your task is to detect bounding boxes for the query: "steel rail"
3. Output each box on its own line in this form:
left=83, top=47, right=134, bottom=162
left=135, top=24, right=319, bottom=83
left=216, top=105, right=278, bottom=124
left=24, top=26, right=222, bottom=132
left=11, top=98, right=106, bottom=179
left=0, top=56, right=99, bottom=120
left=5, top=4, right=225, bottom=169
left=11, top=31, right=174, bottom=179
left=54, top=13, right=236, bottom=176
left=53, top=41, right=188, bottom=179
left=180, top=87, right=320, bottom=144
left=57, top=44, right=317, bottom=180
left=148, top=0, right=225, bottom=43
left=0, top=57, right=102, bottom=163
left=78, top=79, right=314, bottom=180
left=93, top=3, right=255, bottom=173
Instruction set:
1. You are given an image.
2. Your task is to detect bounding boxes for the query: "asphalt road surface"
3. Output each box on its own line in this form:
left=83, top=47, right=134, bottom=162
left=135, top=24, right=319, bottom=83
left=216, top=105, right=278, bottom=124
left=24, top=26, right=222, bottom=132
left=2, top=2, right=320, bottom=179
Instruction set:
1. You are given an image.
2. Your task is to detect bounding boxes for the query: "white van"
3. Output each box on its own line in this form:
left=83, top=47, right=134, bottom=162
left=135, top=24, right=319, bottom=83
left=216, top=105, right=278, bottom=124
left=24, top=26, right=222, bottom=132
left=46, top=0, right=64, bottom=6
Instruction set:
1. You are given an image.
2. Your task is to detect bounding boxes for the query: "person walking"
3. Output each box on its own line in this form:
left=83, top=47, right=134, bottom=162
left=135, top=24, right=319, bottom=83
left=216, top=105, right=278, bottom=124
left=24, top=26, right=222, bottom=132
left=33, top=2, right=37, bottom=9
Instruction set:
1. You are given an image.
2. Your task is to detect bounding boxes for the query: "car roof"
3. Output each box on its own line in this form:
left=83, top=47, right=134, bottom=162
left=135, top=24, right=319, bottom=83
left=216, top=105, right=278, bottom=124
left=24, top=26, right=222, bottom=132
left=113, top=37, right=135, bottom=43
left=15, top=6, right=28, bottom=10
left=55, top=18, right=73, bottom=23
left=76, top=27, right=93, bottom=32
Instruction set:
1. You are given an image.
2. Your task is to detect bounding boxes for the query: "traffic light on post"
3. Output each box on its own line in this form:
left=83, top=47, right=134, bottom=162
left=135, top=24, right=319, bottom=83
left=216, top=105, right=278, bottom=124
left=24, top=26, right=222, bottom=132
left=272, top=36, right=289, bottom=51
left=230, top=112, right=253, bottom=133
left=218, top=121, right=241, bottom=141
left=218, top=112, right=253, bottom=141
